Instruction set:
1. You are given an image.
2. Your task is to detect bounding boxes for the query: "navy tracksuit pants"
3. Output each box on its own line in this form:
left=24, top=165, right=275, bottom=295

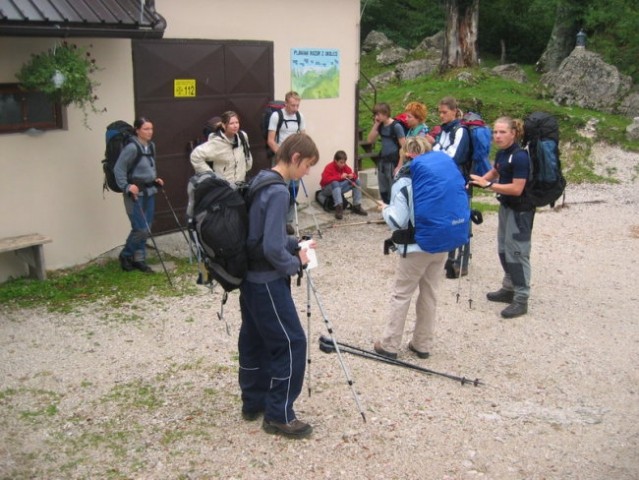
left=238, top=277, right=307, bottom=424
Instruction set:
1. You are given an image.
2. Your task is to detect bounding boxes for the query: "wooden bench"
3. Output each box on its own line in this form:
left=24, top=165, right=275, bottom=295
left=0, top=234, right=53, bottom=281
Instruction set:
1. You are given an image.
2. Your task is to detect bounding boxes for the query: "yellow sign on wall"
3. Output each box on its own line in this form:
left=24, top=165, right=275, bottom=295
left=174, top=79, right=196, bottom=97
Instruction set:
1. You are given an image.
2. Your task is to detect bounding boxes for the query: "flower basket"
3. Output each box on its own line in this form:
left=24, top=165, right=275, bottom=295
left=16, top=42, right=102, bottom=116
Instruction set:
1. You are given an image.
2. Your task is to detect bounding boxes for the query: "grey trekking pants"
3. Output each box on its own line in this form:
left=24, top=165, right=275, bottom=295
left=497, top=205, right=535, bottom=304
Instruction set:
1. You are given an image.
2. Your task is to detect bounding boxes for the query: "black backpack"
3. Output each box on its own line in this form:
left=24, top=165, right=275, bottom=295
left=378, top=115, right=409, bottom=148
left=191, top=173, right=285, bottom=292
left=101, top=121, right=154, bottom=193
left=522, top=112, right=566, bottom=207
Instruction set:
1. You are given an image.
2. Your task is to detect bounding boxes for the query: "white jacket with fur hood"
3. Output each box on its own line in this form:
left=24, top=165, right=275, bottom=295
left=190, top=131, right=253, bottom=185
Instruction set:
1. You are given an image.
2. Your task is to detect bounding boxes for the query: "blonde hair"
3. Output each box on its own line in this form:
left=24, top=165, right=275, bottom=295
left=403, top=136, right=431, bottom=159
left=495, top=116, right=525, bottom=142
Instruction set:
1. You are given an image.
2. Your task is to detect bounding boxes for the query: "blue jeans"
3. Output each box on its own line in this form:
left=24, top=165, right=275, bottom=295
left=122, top=194, right=155, bottom=261
left=321, top=179, right=363, bottom=206
left=238, top=277, right=307, bottom=423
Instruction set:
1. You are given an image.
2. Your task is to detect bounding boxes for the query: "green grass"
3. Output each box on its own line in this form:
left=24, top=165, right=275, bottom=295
left=0, top=254, right=197, bottom=313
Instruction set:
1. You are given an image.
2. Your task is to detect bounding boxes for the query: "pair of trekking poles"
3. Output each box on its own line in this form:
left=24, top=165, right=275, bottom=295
left=132, top=184, right=196, bottom=289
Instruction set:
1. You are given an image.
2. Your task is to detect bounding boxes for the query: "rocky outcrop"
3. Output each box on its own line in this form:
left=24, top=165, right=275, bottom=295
left=376, top=46, right=409, bottom=66
left=541, top=48, right=632, bottom=114
left=413, top=31, right=444, bottom=56
left=626, top=117, right=639, bottom=141
left=617, top=91, right=639, bottom=118
left=396, top=59, right=438, bottom=81
left=492, top=63, right=528, bottom=83
left=362, top=30, right=394, bottom=52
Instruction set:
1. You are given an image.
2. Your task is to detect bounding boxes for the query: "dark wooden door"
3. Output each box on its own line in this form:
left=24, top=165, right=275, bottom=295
left=132, top=39, right=273, bottom=233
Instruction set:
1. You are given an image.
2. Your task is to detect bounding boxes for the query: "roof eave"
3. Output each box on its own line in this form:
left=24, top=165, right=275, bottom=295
left=0, top=23, right=165, bottom=39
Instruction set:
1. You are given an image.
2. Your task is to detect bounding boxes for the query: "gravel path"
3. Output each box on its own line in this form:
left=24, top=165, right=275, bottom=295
left=1, top=145, right=638, bottom=480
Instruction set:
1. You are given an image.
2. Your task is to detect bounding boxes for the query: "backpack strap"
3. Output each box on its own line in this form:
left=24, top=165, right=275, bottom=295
left=275, top=110, right=301, bottom=143
left=378, top=120, right=400, bottom=147
left=238, top=131, right=251, bottom=165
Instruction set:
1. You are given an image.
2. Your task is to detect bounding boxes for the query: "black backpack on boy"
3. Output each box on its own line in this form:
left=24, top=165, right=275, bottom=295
left=190, top=173, right=285, bottom=292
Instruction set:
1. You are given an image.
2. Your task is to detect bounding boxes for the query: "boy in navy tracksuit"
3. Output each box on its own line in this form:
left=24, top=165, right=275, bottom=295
left=238, top=133, right=319, bottom=438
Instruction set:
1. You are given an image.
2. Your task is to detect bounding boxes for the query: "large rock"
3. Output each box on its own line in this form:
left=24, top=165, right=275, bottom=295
left=413, top=31, right=444, bottom=55
left=617, top=91, right=639, bottom=118
left=362, top=30, right=394, bottom=53
left=361, top=70, right=397, bottom=93
left=396, top=59, right=438, bottom=81
left=541, top=48, right=632, bottom=113
left=492, top=63, right=528, bottom=83
left=626, top=117, right=639, bottom=141
left=376, top=46, right=408, bottom=66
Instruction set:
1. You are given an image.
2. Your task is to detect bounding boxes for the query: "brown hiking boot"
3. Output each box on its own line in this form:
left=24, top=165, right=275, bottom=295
left=262, top=418, right=313, bottom=438
left=352, top=204, right=368, bottom=216
left=335, top=204, right=344, bottom=220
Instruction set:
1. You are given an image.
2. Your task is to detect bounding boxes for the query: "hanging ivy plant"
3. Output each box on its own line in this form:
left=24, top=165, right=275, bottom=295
left=16, top=42, right=102, bottom=119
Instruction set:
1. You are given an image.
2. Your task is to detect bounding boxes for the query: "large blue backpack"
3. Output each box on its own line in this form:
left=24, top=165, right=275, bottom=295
left=410, top=151, right=471, bottom=253
left=453, top=112, right=493, bottom=177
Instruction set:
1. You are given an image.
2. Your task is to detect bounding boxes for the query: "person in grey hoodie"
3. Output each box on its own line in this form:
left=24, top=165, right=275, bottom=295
left=114, top=116, right=164, bottom=273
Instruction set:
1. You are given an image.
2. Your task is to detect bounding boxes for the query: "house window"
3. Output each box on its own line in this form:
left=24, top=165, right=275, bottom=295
left=0, top=83, right=64, bottom=134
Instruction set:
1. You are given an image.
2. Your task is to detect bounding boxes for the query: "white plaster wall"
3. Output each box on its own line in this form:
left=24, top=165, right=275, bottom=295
left=0, top=0, right=360, bottom=281
left=0, top=38, right=136, bottom=281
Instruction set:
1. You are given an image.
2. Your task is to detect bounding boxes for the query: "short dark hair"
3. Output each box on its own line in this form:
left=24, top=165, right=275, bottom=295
left=333, top=150, right=347, bottom=162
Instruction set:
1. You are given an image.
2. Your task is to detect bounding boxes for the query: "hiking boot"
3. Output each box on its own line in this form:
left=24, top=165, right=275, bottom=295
left=262, top=418, right=313, bottom=438
left=501, top=301, right=528, bottom=319
left=445, top=263, right=460, bottom=279
left=119, top=252, right=134, bottom=272
left=352, top=204, right=368, bottom=216
left=335, top=204, right=344, bottom=220
left=131, top=261, right=154, bottom=273
left=486, top=288, right=515, bottom=304
left=408, top=341, right=430, bottom=359
left=373, top=341, right=398, bottom=360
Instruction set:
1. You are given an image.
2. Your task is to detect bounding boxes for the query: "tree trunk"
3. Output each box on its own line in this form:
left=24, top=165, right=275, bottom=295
left=440, top=0, right=479, bottom=72
left=536, top=0, right=584, bottom=72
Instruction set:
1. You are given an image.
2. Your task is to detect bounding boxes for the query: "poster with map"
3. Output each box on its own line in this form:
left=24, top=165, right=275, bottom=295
left=291, top=48, right=340, bottom=99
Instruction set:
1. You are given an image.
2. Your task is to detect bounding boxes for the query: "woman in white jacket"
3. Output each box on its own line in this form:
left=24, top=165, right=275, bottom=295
left=190, top=111, right=253, bottom=185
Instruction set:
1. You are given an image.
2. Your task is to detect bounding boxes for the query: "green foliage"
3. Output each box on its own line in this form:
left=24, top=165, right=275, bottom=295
left=584, top=0, right=639, bottom=82
left=361, top=0, right=639, bottom=82
left=16, top=42, right=102, bottom=121
left=360, top=0, right=445, bottom=48
left=478, top=0, right=557, bottom=64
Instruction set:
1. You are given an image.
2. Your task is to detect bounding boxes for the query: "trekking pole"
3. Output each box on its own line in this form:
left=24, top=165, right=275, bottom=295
left=306, top=269, right=366, bottom=422
left=291, top=181, right=300, bottom=238
left=319, top=336, right=483, bottom=387
left=346, top=178, right=384, bottom=205
left=330, top=219, right=385, bottom=228
left=299, top=178, right=323, bottom=238
left=217, top=291, right=231, bottom=336
left=158, top=186, right=197, bottom=258
left=306, top=268, right=312, bottom=397
left=135, top=198, right=174, bottom=288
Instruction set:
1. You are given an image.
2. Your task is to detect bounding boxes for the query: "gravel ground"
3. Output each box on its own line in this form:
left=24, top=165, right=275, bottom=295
left=1, top=145, right=638, bottom=480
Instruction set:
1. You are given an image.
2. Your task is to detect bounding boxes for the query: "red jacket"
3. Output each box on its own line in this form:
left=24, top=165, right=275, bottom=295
left=320, top=160, right=358, bottom=188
